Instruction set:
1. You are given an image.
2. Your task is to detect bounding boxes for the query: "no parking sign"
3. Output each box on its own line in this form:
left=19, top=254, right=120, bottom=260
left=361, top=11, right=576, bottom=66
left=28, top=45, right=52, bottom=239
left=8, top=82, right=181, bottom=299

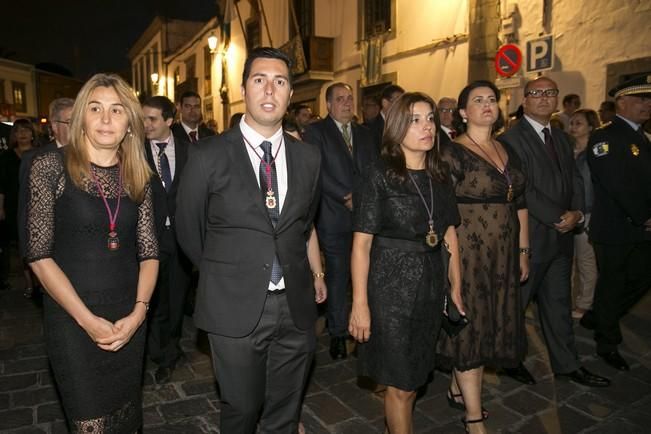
left=494, top=44, right=522, bottom=77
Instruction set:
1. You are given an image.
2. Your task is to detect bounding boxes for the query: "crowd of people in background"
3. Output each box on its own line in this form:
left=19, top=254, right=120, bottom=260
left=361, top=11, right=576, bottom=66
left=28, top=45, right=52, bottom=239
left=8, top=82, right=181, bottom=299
left=1, top=46, right=650, bottom=434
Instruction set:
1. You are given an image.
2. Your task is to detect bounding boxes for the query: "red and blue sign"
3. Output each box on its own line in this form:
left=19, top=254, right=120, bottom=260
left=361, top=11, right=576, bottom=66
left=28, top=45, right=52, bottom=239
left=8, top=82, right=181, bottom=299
left=495, top=44, right=522, bottom=77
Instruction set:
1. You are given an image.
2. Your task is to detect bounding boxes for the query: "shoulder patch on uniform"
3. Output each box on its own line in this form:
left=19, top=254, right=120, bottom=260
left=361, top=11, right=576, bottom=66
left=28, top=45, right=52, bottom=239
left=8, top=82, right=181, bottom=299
left=596, top=122, right=611, bottom=130
left=592, top=142, right=609, bottom=157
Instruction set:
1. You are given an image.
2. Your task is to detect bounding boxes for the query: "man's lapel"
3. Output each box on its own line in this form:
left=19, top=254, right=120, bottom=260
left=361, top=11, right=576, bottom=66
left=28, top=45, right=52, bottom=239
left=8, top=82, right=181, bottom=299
left=519, top=119, right=560, bottom=174
left=276, top=133, right=299, bottom=231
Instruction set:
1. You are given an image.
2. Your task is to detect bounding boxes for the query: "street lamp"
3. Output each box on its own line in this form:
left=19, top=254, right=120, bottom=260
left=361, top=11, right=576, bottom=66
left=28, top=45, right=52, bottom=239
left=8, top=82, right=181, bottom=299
left=208, top=33, right=219, bottom=54
left=150, top=72, right=159, bottom=86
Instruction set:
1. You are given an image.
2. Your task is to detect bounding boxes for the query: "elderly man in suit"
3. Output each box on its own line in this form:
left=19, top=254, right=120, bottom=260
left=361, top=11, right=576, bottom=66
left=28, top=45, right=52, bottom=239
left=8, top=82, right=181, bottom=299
left=171, top=91, right=216, bottom=143
left=142, top=96, right=192, bottom=383
left=498, top=76, right=610, bottom=388
left=176, top=47, right=322, bottom=433
left=303, top=82, right=378, bottom=360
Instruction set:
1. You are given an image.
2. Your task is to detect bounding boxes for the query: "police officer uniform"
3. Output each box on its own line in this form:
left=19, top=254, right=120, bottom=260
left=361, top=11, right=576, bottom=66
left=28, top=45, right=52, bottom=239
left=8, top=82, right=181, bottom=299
left=582, top=75, right=651, bottom=371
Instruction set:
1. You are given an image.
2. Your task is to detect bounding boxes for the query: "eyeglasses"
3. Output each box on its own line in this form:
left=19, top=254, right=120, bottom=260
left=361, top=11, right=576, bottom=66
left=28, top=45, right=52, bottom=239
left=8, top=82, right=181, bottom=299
left=525, top=89, right=559, bottom=98
left=439, top=108, right=455, bottom=113
left=53, top=120, right=71, bottom=125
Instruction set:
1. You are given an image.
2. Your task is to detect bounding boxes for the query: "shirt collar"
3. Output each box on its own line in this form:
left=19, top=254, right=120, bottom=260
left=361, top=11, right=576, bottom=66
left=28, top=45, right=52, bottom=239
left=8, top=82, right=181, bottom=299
left=616, top=114, right=641, bottom=131
left=239, top=115, right=284, bottom=149
left=523, top=114, right=551, bottom=132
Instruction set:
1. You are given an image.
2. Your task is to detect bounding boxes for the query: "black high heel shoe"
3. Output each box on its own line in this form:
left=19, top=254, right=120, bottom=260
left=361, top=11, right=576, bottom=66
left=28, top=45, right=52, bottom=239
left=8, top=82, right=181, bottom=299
left=446, top=388, right=489, bottom=419
left=463, top=416, right=486, bottom=433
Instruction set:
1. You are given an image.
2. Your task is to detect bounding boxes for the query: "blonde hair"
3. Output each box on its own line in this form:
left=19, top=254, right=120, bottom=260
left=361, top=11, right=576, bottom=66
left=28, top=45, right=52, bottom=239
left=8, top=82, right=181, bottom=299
left=66, top=73, right=151, bottom=202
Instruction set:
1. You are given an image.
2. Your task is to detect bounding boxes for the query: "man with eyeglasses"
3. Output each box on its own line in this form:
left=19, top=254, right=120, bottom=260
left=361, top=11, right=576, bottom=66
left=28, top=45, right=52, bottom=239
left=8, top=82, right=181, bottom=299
left=17, top=98, right=75, bottom=293
left=437, top=97, right=457, bottom=146
left=580, top=75, right=651, bottom=372
left=498, top=77, right=610, bottom=388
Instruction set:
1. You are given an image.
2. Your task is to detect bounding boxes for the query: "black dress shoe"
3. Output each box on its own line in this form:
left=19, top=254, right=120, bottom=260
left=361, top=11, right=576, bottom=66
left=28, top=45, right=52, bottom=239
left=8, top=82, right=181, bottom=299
left=598, top=351, right=630, bottom=371
left=503, top=363, right=536, bottom=385
left=555, top=367, right=610, bottom=387
left=329, top=336, right=347, bottom=360
left=579, top=311, right=595, bottom=330
left=155, top=367, right=173, bottom=384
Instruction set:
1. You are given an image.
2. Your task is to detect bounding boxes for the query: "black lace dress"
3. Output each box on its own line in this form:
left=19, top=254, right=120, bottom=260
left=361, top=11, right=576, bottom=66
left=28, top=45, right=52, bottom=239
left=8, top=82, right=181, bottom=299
left=25, top=149, right=158, bottom=433
left=353, top=160, right=460, bottom=390
left=436, top=141, right=527, bottom=371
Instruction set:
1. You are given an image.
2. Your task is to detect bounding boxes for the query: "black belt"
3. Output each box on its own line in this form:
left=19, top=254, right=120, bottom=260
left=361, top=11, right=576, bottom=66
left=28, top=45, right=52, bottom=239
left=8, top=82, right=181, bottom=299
left=267, top=288, right=286, bottom=296
left=374, top=236, right=441, bottom=253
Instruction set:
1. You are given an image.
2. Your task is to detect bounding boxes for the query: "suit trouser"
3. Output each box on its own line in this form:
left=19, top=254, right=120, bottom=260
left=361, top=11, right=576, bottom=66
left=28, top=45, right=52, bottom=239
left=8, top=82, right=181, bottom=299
left=590, top=241, right=651, bottom=354
left=318, top=230, right=352, bottom=337
left=573, top=215, right=598, bottom=310
left=147, top=227, right=191, bottom=368
left=208, top=292, right=315, bottom=434
left=522, top=254, right=580, bottom=374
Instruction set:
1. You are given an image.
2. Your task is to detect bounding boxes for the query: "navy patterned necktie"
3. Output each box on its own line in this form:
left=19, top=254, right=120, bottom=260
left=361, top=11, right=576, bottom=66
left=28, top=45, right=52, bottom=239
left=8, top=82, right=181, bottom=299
left=259, top=141, right=282, bottom=284
left=155, top=142, right=172, bottom=191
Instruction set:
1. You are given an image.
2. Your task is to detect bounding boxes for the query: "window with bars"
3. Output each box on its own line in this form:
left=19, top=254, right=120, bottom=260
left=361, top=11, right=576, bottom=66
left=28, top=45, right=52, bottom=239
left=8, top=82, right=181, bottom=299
left=246, top=17, right=262, bottom=52
left=363, top=0, right=392, bottom=38
left=289, top=0, right=313, bottom=39
left=12, top=81, right=26, bottom=113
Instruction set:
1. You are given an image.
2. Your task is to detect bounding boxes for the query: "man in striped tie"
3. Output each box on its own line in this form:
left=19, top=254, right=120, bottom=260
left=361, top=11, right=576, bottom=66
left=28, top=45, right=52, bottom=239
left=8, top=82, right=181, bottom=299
left=142, top=96, right=193, bottom=383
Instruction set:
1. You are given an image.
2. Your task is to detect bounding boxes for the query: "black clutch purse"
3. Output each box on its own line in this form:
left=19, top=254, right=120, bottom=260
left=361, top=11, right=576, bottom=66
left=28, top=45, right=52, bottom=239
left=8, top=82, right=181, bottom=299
left=441, top=241, right=469, bottom=337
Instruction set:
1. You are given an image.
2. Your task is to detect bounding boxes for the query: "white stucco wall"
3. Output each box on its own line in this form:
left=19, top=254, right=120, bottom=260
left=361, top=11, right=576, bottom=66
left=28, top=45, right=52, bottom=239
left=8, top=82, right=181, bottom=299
left=508, top=0, right=651, bottom=112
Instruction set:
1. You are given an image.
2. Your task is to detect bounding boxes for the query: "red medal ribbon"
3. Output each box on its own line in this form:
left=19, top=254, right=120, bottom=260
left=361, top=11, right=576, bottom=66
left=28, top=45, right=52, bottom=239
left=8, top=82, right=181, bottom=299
left=89, top=162, right=122, bottom=244
left=242, top=136, right=283, bottom=196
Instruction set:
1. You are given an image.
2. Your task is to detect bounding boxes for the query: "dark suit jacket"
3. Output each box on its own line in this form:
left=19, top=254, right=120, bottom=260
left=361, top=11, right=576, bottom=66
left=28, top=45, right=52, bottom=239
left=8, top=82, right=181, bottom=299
left=303, top=116, right=378, bottom=234
left=363, top=114, right=384, bottom=149
left=587, top=116, right=651, bottom=244
left=144, top=132, right=190, bottom=236
left=17, top=142, right=58, bottom=256
left=176, top=127, right=321, bottom=337
left=498, top=117, right=584, bottom=263
left=171, top=122, right=215, bottom=143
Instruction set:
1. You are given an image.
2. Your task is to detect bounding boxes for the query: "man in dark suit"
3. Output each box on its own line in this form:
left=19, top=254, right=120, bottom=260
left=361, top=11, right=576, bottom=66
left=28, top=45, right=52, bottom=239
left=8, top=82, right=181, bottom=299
left=437, top=96, right=457, bottom=147
left=498, top=76, right=609, bottom=388
left=176, top=47, right=322, bottom=433
left=142, top=96, right=192, bottom=383
left=303, top=82, right=378, bottom=360
left=364, top=84, right=404, bottom=148
left=18, top=98, right=74, bottom=260
left=171, top=91, right=216, bottom=143
left=581, top=76, right=651, bottom=371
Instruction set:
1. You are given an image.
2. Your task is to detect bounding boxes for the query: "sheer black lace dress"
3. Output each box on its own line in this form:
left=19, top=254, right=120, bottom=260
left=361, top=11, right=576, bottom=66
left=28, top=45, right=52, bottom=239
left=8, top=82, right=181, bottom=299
left=353, top=160, right=460, bottom=390
left=26, top=149, right=158, bottom=433
left=436, top=141, right=527, bottom=371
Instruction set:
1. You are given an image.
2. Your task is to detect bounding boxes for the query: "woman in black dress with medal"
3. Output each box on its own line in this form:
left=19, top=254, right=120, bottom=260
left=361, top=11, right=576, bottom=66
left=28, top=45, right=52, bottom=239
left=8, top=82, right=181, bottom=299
left=26, top=73, right=159, bottom=433
left=349, top=92, right=462, bottom=434
left=436, top=81, right=529, bottom=434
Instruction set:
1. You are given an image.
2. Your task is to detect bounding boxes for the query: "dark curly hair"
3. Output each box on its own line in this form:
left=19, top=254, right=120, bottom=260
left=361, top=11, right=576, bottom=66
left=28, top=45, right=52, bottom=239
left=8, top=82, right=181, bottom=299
left=452, top=80, right=501, bottom=134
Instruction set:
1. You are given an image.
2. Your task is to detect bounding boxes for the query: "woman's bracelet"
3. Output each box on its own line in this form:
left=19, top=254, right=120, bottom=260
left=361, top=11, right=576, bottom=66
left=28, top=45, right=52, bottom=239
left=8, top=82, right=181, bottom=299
left=312, top=271, right=325, bottom=279
left=135, top=300, right=150, bottom=312
left=519, top=247, right=531, bottom=256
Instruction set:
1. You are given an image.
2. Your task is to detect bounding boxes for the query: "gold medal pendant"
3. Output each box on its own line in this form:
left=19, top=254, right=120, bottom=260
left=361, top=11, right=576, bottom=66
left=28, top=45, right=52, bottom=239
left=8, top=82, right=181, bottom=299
left=425, top=225, right=439, bottom=247
left=506, top=184, right=514, bottom=202
left=265, top=190, right=277, bottom=209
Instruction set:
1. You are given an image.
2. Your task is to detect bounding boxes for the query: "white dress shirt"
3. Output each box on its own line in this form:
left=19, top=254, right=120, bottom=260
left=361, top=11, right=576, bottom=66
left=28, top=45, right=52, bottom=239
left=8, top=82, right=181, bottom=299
left=239, top=116, right=288, bottom=290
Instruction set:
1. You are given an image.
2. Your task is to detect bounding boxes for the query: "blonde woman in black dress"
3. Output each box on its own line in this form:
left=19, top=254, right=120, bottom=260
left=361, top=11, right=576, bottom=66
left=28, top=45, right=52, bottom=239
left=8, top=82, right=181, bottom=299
left=26, top=73, right=159, bottom=432
left=349, top=92, right=462, bottom=434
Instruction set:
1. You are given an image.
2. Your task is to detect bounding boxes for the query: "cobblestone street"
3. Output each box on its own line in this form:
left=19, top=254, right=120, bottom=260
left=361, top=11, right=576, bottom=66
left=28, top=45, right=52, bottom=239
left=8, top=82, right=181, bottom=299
left=1, top=285, right=650, bottom=433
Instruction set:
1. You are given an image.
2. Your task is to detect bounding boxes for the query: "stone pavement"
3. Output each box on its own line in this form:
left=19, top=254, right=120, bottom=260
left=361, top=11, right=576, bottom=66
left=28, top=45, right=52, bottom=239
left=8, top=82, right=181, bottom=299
left=1, top=285, right=650, bottom=434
